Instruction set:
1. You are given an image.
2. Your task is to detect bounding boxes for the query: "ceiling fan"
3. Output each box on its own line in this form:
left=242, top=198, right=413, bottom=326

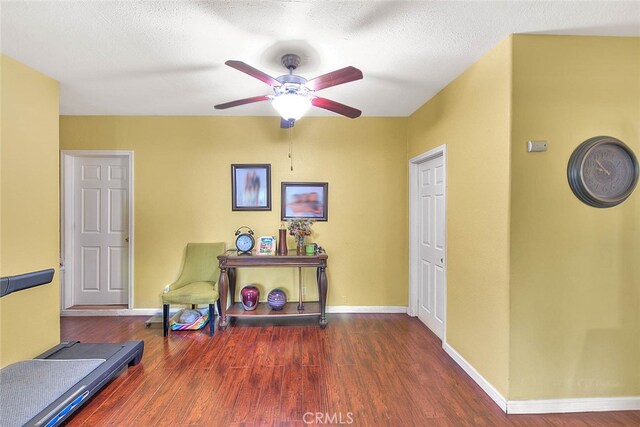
left=214, top=54, right=363, bottom=128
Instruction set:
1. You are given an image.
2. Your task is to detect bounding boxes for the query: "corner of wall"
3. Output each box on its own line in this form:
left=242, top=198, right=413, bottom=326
left=0, top=54, right=60, bottom=367
left=406, top=36, right=513, bottom=398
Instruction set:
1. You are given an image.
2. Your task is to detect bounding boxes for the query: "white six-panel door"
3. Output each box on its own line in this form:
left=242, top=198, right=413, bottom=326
left=73, top=156, right=129, bottom=304
left=417, top=154, right=446, bottom=338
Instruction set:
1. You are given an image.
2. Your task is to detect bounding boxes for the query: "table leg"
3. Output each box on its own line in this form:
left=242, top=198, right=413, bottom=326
left=219, top=266, right=229, bottom=330
left=298, top=267, right=304, bottom=310
left=228, top=267, right=237, bottom=305
left=318, top=266, right=328, bottom=328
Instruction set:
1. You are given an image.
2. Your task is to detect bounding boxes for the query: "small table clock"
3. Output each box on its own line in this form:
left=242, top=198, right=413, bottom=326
left=568, top=136, right=639, bottom=208
left=234, top=226, right=255, bottom=255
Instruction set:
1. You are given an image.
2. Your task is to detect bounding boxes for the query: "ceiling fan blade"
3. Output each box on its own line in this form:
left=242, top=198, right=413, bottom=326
left=306, top=66, right=363, bottom=91
left=225, top=60, right=280, bottom=87
left=214, top=95, right=270, bottom=110
left=311, top=97, right=362, bottom=119
left=281, top=118, right=295, bottom=129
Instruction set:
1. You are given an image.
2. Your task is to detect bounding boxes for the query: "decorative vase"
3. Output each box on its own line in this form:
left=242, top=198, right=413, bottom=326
left=267, top=288, right=287, bottom=310
left=240, top=285, right=259, bottom=311
left=296, top=236, right=305, bottom=255
left=277, top=228, right=288, bottom=255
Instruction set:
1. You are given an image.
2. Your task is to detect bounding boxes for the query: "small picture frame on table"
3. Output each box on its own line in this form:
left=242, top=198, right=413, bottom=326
left=257, top=236, right=277, bottom=256
left=231, top=164, right=271, bottom=211
left=281, top=182, right=328, bottom=221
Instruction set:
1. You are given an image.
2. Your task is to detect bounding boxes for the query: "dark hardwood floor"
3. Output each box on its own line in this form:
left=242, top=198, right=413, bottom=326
left=61, top=314, right=640, bottom=426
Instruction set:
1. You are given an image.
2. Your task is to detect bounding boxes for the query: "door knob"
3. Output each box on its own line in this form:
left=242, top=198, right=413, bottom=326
left=125, top=237, right=129, bottom=243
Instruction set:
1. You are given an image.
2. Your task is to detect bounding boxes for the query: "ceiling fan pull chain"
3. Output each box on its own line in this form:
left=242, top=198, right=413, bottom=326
left=289, top=126, right=294, bottom=171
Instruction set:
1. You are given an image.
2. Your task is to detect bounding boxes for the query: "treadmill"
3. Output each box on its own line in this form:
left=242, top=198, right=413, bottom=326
left=0, top=269, right=144, bottom=427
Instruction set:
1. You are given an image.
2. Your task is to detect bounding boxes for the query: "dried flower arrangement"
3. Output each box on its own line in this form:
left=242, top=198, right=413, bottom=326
left=286, top=218, right=315, bottom=247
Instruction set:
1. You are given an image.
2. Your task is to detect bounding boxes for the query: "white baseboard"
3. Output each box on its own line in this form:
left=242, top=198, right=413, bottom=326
left=61, top=308, right=159, bottom=317
left=443, top=342, right=640, bottom=414
left=442, top=342, right=508, bottom=412
left=507, top=396, right=640, bottom=414
left=326, top=306, right=407, bottom=314
left=61, top=306, right=408, bottom=317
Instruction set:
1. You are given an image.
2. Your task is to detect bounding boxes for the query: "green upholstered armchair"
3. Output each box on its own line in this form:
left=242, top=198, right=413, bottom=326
left=162, top=242, right=226, bottom=337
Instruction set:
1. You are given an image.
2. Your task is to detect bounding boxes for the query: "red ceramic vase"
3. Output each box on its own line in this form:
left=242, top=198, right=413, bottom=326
left=241, top=285, right=259, bottom=311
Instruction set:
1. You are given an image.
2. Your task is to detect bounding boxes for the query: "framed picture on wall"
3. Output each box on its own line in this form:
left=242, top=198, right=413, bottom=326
left=231, top=164, right=271, bottom=211
left=281, top=182, right=328, bottom=221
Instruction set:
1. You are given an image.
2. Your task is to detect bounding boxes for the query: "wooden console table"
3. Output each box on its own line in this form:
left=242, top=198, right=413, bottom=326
left=217, top=249, right=328, bottom=329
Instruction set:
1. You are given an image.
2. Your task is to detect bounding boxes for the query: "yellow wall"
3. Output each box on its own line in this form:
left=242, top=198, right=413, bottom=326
left=0, top=55, right=60, bottom=367
left=407, top=38, right=512, bottom=396
left=59, top=117, right=408, bottom=309
left=10, top=33, right=637, bottom=402
left=408, top=34, right=639, bottom=400
left=509, top=35, right=640, bottom=398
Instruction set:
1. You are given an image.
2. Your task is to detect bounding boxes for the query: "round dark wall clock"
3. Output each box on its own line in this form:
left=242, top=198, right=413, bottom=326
left=568, top=136, right=639, bottom=208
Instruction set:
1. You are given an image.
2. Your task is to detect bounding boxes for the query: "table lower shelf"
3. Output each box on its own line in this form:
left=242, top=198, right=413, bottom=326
left=227, top=302, right=321, bottom=318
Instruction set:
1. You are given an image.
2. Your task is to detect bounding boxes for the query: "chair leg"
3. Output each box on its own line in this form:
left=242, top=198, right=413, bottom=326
left=163, top=303, right=170, bottom=337
left=191, top=304, right=197, bottom=309
left=208, top=303, right=215, bottom=336
left=216, top=299, right=222, bottom=317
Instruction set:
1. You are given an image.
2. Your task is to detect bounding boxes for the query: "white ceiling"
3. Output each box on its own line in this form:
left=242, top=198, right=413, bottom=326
left=1, top=1, right=639, bottom=117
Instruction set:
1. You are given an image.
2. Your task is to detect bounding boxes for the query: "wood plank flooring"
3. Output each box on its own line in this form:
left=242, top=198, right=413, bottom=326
left=61, top=314, right=640, bottom=426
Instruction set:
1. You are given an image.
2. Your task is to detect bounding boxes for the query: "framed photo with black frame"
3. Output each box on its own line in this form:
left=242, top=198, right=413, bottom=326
left=281, top=182, right=328, bottom=221
left=231, top=164, right=271, bottom=211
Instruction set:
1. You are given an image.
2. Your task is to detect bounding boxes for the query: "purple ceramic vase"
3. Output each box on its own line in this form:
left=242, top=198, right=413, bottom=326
left=267, top=288, right=287, bottom=311
left=241, top=285, right=259, bottom=311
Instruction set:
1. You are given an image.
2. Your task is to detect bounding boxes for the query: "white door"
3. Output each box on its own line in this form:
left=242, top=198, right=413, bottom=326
left=417, top=155, right=446, bottom=338
left=73, top=156, right=129, bottom=304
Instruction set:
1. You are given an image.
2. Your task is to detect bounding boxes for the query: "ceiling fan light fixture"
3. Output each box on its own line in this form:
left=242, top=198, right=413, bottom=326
left=271, top=92, right=311, bottom=121
left=216, top=56, right=362, bottom=127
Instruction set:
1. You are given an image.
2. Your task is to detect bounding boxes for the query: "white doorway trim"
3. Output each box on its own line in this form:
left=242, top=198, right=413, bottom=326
left=408, top=144, right=447, bottom=340
left=60, top=150, right=134, bottom=310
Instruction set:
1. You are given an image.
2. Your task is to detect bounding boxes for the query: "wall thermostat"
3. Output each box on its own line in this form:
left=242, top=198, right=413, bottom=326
left=527, top=140, right=548, bottom=152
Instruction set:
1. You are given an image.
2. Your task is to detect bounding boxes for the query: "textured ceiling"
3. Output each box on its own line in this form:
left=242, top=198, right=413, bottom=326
left=1, top=1, right=639, bottom=117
